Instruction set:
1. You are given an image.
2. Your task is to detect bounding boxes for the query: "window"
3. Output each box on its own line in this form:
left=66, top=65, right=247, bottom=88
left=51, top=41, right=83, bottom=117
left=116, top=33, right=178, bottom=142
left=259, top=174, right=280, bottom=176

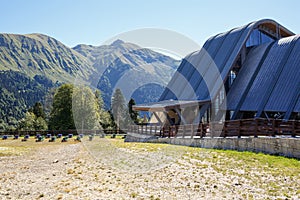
left=246, top=29, right=274, bottom=47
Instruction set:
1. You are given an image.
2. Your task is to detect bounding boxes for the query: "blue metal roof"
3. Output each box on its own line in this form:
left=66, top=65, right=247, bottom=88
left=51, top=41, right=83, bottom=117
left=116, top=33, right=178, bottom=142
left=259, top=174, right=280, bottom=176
left=160, top=19, right=294, bottom=103
left=142, top=19, right=299, bottom=120
left=240, top=36, right=297, bottom=111
left=226, top=42, right=272, bottom=111
left=264, top=35, right=300, bottom=112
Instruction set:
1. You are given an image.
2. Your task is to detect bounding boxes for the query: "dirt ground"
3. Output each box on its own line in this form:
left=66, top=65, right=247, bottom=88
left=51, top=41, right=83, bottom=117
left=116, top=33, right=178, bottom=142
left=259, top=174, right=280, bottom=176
left=0, top=137, right=299, bottom=200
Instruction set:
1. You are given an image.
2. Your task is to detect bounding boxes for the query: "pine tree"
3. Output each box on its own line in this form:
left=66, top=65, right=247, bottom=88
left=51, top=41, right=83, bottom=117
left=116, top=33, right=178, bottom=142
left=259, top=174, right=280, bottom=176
left=31, top=102, right=46, bottom=119
left=111, top=88, right=129, bottom=129
left=128, top=98, right=139, bottom=124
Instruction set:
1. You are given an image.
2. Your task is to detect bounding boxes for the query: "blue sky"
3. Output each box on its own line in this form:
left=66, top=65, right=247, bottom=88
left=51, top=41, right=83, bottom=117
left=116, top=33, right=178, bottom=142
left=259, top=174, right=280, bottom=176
left=1, top=0, right=299, bottom=48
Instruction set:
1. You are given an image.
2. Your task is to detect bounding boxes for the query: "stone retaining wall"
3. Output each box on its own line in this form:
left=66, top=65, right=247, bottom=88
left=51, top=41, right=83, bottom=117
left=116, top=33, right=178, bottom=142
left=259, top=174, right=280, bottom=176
left=125, top=133, right=300, bottom=159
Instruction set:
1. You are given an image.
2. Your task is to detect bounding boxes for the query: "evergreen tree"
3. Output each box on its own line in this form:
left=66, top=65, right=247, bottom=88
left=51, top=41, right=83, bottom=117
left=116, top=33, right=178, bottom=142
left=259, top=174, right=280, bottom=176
left=111, top=89, right=129, bottom=129
left=95, top=89, right=104, bottom=110
left=128, top=98, right=139, bottom=124
left=30, top=102, right=46, bottom=119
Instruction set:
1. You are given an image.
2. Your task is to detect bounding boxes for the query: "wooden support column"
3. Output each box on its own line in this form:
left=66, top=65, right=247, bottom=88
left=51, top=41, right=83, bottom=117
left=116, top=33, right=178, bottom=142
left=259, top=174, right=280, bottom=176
left=175, top=108, right=187, bottom=125
left=153, top=112, right=163, bottom=125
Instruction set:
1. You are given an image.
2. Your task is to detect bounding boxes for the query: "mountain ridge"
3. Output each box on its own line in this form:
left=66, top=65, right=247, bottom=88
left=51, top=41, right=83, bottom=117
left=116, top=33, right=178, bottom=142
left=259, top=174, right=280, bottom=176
left=0, top=33, right=180, bottom=120
left=0, top=33, right=95, bottom=83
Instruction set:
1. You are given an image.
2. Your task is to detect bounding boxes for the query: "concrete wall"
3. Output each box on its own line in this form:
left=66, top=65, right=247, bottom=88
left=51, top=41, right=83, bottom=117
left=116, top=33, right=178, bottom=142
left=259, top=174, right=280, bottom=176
left=125, top=134, right=300, bottom=159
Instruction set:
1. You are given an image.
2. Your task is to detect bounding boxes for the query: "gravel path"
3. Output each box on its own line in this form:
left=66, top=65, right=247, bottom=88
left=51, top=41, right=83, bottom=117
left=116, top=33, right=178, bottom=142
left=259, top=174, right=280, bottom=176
left=0, top=138, right=299, bottom=200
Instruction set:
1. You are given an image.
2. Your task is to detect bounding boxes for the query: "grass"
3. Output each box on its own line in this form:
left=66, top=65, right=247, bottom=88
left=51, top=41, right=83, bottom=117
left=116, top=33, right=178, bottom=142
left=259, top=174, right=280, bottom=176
left=109, top=138, right=175, bottom=152
left=0, top=136, right=79, bottom=157
left=95, top=138, right=300, bottom=198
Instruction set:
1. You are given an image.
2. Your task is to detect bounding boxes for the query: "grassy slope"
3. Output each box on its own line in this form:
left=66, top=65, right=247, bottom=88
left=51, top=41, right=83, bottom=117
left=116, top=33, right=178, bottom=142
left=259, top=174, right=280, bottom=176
left=0, top=33, right=94, bottom=83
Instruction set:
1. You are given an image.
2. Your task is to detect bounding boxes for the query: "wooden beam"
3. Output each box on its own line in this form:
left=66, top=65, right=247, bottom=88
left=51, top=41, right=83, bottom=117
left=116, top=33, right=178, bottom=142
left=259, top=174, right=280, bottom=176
left=153, top=112, right=163, bottom=125
left=174, top=108, right=187, bottom=125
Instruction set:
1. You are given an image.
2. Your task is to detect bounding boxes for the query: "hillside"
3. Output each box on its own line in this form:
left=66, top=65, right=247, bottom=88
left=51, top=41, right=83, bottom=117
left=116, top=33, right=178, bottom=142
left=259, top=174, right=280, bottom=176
left=0, top=33, right=95, bottom=83
left=74, top=40, right=180, bottom=108
left=0, top=33, right=180, bottom=125
left=0, top=70, right=53, bottom=130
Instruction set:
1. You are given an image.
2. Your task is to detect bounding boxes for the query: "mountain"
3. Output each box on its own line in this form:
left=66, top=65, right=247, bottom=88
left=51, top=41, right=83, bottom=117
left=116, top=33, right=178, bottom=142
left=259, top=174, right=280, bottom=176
left=73, top=40, right=180, bottom=108
left=0, top=33, right=180, bottom=127
left=0, top=33, right=95, bottom=83
left=0, top=70, right=53, bottom=130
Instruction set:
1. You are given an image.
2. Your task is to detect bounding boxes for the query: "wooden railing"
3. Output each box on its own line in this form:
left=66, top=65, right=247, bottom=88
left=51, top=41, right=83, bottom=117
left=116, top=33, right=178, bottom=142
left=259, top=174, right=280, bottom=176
left=2, top=118, right=299, bottom=138
left=128, top=118, right=300, bottom=138
left=0, top=129, right=126, bottom=136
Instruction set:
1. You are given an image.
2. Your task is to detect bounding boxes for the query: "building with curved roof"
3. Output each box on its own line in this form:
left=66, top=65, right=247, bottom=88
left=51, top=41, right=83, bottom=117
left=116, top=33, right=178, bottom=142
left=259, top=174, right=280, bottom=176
left=134, top=19, right=299, bottom=125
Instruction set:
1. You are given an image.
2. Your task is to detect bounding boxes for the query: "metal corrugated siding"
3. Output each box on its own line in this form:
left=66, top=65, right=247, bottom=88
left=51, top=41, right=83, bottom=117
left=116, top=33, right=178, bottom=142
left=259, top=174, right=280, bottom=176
left=193, top=29, right=240, bottom=99
left=194, top=24, right=251, bottom=100
left=240, top=36, right=296, bottom=111
left=226, top=42, right=271, bottom=110
left=160, top=21, right=258, bottom=102
left=178, top=50, right=208, bottom=100
left=161, top=31, right=228, bottom=101
left=159, top=32, right=217, bottom=101
left=158, top=19, right=297, bottom=116
left=264, top=35, right=300, bottom=112
left=187, top=32, right=229, bottom=99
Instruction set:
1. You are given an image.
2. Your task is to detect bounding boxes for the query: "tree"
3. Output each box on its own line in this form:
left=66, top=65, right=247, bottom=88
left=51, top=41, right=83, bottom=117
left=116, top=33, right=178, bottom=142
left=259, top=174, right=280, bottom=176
left=48, top=84, right=75, bottom=130
left=17, top=112, right=36, bottom=131
left=29, top=102, right=46, bottom=119
left=17, top=112, right=48, bottom=131
left=99, top=110, right=115, bottom=130
left=0, top=119, right=8, bottom=131
left=72, top=86, right=101, bottom=130
left=33, top=102, right=46, bottom=119
left=95, top=90, right=115, bottom=130
left=128, top=98, right=139, bottom=124
left=111, top=88, right=129, bottom=129
left=95, top=89, right=104, bottom=110
left=34, top=117, right=48, bottom=130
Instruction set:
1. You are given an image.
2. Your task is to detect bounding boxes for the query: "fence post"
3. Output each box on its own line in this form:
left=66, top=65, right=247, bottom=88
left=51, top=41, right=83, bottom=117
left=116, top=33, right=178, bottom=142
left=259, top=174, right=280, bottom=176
left=191, top=124, right=194, bottom=139
left=292, top=120, right=296, bottom=137
left=238, top=120, right=241, bottom=138
left=254, top=118, right=258, bottom=138
left=272, top=119, right=276, bottom=137
left=211, top=122, right=214, bottom=138
left=200, top=123, right=203, bottom=138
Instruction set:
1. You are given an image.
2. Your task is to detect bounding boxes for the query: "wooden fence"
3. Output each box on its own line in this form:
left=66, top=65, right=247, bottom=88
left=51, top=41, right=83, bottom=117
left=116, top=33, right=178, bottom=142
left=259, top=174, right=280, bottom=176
left=1, top=118, right=299, bottom=138
left=128, top=118, right=300, bottom=138
left=0, top=129, right=126, bottom=136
